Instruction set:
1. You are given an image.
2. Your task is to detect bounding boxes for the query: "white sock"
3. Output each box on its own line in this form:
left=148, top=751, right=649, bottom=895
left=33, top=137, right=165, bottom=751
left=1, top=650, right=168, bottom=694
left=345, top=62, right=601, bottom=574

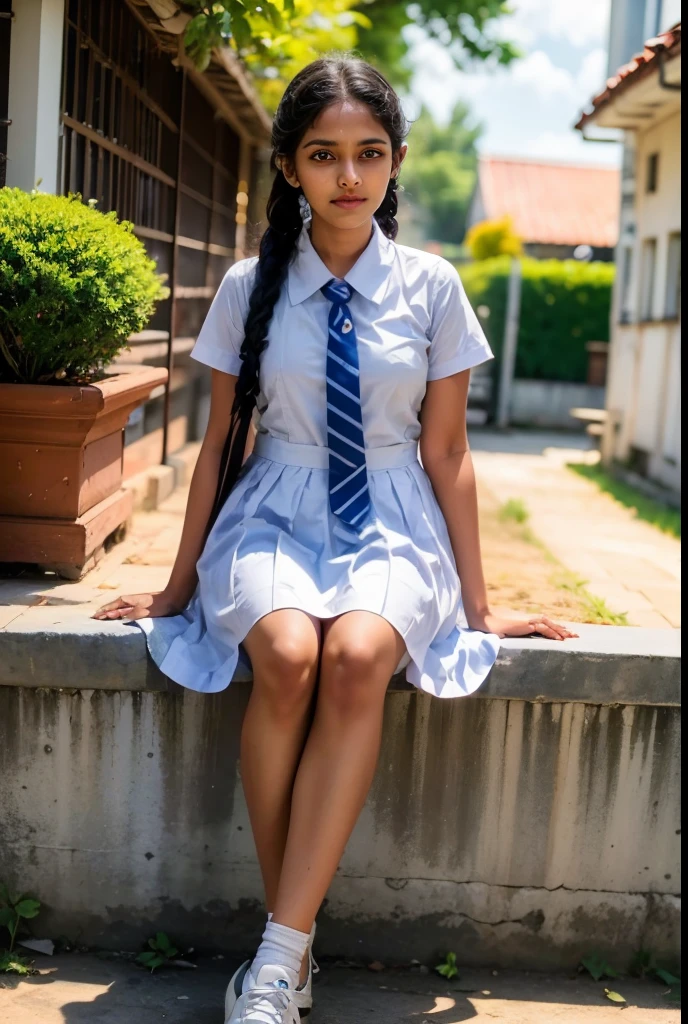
left=252, top=919, right=310, bottom=977
left=267, top=910, right=316, bottom=943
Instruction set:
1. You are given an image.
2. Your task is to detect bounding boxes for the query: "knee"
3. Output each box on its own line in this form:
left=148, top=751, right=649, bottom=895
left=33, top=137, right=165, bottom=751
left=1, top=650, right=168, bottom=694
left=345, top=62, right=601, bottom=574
left=253, top=635, right=318, bottom=713
left=319, top=640, right=383, bottom=716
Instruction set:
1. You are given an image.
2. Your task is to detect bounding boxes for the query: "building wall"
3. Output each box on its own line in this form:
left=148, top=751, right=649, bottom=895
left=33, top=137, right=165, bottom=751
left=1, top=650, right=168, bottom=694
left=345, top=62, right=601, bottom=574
left=603, top=107, right=681, bottom=493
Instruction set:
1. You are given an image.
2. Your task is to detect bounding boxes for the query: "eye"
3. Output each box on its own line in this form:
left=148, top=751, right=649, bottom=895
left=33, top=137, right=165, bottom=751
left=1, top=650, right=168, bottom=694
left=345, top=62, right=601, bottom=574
left=361, top=149, right=383, bottom=159
left=310, top=150, right=334, bottom=161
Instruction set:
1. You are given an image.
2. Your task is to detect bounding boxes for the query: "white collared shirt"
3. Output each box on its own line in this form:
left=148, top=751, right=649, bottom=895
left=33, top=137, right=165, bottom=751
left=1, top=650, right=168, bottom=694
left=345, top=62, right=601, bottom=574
left=191, top=218, right=494, bottom=448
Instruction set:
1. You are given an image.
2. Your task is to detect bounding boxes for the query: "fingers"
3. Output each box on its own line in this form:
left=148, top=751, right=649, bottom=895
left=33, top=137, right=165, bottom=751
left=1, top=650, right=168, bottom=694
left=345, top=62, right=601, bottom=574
left=528, top=616, right=579, bottom=641
left=92, top=593, right=153, bottom=621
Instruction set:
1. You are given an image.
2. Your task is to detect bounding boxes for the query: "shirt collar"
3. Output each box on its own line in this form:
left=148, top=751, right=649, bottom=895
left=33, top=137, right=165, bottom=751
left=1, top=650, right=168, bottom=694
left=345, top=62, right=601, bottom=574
left=287, top=217, right=396, bottom=306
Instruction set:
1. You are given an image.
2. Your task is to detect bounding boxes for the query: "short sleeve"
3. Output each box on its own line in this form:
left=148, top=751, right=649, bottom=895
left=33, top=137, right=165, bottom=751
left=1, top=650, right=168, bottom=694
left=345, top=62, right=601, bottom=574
left=190, top=258, right=258, bottom=375
left=426, top=260, right=494, bottom=381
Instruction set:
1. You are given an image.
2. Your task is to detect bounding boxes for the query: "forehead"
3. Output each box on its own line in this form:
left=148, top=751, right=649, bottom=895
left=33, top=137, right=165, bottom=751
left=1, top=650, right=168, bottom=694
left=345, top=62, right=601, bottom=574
left=303, top=100, right=389, bottom=141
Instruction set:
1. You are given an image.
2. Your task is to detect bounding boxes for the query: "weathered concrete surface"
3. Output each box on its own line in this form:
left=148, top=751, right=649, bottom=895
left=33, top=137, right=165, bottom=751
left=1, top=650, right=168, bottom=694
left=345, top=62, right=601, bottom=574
left=0, top=615, right=680, bottom=704
left=0, top=954, right=680, bottom=1023
left=0, top=681, right=680, bottom=968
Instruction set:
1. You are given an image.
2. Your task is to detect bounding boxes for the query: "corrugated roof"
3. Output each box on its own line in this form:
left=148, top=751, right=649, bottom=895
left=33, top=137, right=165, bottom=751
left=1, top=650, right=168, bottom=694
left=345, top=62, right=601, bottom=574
left=476, top=156, right=620, bottom=248
left=576, top=23, right=681, bottom=130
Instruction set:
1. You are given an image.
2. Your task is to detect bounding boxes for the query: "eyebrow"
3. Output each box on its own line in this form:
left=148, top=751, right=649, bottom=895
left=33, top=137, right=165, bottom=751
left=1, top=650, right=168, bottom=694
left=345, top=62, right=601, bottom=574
left=302, top=137, right=389, bottom=147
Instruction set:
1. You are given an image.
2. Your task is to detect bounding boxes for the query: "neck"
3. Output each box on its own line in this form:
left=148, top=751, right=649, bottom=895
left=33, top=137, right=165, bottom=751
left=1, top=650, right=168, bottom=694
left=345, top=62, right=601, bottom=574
left=308, top=214, right=374, bottom=279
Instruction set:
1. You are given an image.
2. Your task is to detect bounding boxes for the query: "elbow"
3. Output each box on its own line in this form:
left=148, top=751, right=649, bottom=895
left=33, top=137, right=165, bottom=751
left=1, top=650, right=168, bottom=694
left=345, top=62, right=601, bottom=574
left=420, top=441, right=471, bottom=475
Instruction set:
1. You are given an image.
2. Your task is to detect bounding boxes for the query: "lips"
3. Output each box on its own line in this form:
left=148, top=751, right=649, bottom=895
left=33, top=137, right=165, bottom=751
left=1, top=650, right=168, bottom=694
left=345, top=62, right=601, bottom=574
left=331, top=196, right=367, bottom=208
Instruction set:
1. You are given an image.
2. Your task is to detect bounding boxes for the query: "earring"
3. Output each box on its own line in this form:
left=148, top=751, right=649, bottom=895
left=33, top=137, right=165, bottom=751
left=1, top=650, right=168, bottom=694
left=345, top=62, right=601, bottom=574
left=298, top=192, right=312, bottom=226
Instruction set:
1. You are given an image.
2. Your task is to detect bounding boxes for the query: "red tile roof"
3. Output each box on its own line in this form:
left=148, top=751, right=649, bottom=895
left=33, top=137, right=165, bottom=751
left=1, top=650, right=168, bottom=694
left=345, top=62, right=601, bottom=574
left=576, top=22, right=681, bottom=129
left=476, top=156, right=620, bottom=248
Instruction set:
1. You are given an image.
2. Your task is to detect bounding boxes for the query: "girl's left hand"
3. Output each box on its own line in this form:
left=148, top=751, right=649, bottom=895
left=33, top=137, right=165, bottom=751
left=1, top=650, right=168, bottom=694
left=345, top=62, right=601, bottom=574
left=470, top=612, right=579, bottom=641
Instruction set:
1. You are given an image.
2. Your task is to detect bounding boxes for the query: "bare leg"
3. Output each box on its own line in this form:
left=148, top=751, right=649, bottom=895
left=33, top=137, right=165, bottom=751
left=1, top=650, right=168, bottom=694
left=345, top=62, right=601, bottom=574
left=241, top=609, right=321, bottom=956
left=270, top=611, right=407, bottom=932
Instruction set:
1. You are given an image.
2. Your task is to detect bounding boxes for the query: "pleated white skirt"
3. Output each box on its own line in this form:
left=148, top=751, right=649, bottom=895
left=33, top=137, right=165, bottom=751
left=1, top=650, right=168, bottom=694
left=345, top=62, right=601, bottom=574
left=138, top=435, right=500, bottom=697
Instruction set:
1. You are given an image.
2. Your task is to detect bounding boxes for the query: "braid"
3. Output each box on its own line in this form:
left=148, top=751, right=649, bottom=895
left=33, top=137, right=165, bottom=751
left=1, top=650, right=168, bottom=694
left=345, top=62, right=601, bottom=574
left=207, top=54, right=409, bottom=527
left=208, top=171, right=301, bottom=527
left=375, top=178, right=400, bottom=241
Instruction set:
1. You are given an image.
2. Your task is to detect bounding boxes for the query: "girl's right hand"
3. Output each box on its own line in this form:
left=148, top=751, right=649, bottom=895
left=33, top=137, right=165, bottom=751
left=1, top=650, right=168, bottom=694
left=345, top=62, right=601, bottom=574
left=92, top=590, right=185, bottom=621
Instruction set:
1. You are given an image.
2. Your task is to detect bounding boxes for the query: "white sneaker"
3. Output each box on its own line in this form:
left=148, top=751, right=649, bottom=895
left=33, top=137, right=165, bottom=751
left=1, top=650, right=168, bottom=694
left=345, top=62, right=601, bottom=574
left=225, top=964, right=300, bottom=1023
left=225, top=923, right=318, bottom=1021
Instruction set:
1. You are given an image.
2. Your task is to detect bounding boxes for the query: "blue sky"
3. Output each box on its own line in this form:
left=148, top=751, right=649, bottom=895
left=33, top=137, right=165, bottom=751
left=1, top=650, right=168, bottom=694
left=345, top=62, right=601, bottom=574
left=405, top=0, right=621, bottom=166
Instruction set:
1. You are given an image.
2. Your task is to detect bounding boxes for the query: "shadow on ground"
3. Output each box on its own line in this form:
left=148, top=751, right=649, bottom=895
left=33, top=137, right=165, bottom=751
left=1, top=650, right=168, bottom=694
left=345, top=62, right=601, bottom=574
left=0, top=953, right=679, bottom=1024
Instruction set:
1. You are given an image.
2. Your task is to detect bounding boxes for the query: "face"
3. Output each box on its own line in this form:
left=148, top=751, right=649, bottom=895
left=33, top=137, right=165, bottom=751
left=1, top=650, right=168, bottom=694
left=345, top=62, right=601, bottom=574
left=281, top=99, right=406, bottom=231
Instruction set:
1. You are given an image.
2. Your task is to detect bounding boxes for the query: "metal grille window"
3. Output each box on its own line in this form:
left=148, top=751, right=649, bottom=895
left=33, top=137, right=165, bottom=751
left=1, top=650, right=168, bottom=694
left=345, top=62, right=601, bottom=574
left=646, top=152, right=659, bottom=193
left=58, top=0, right=254, bottom=465
left=640, top=238, right=657, bottom=321
left=665, top=232, right=681, bottom=319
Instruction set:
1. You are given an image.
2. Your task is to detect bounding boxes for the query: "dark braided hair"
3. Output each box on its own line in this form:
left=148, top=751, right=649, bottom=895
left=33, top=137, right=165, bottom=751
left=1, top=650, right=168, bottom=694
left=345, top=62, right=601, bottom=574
left=209, top=55, right=409, bottom=527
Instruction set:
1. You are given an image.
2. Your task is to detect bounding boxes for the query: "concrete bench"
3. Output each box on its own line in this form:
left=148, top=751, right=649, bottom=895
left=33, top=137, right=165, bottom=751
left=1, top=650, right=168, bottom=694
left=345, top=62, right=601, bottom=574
left=0, top=618, right=680, bottom=970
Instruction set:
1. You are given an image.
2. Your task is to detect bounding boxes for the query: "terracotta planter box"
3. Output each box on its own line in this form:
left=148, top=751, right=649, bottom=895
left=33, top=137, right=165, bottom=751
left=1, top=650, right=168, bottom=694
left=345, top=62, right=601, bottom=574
left=0, top=367, right=168, bottom=571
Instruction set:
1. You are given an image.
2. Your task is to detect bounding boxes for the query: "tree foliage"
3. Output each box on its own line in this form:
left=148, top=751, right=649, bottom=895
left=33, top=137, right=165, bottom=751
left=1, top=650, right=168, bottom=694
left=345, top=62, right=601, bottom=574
left=465, top=216, right=522, bottom=260
left=180, top=0, right=518, bottom=109
left=401, top=104, right=481, bottom=244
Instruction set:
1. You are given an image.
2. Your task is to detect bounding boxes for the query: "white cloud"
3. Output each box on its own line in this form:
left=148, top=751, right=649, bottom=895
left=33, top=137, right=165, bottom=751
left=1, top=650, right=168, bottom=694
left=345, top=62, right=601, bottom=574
left=406, top=0, right=619, bottom=166
left=504, top=0, right=611, bottom=48
left=576, top=47, right=608, bottom=97
left=514, top=130, right=620, bottom=165
left=511, top=51, right=576, bottom=98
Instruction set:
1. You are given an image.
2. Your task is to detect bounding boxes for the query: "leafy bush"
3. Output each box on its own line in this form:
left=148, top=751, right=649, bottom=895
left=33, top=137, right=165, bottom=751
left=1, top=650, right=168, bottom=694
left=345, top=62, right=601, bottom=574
left=465, top=216, right=522, bottom=260
left=459, top=256, right=615, bottom=384
left=0, top=189, right=168, bottom=384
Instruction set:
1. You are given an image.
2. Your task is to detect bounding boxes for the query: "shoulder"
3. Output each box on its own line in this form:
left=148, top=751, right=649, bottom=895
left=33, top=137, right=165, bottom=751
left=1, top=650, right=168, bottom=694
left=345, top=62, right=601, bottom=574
left=219, top=256, right=259, bottom=297
left=392, top=243, right=462, bottom=293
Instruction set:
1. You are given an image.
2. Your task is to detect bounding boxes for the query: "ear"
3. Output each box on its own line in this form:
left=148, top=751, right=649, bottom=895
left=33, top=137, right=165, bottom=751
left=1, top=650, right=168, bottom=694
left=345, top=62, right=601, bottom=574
left=391, top=143, right=408, bottom=179
left=277, top=155, right=300, bottom=190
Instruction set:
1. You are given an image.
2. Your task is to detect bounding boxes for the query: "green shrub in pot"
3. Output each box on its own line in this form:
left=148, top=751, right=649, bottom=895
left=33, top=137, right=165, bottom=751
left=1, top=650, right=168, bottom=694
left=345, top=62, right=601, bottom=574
left=0, top=188, right=169, bottom=384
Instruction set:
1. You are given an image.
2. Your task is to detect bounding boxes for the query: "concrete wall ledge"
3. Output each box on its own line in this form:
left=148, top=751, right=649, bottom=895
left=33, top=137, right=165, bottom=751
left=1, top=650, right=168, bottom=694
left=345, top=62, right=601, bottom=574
left=0, top=619, right=680, bottom=706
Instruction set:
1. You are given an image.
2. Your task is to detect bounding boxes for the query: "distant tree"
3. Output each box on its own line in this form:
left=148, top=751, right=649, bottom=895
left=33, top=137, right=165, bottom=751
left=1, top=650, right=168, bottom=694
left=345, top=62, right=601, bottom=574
left=356, top=0, right=520, bottom=88
left=465, top=216, right=523, bottom=260
left=401, top=104, right=481, bottom=244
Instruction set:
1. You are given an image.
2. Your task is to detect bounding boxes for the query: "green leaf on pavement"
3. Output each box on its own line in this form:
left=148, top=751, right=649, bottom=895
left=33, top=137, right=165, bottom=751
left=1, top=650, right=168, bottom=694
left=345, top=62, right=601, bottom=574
left=604, top=989, right=626, bottom=1003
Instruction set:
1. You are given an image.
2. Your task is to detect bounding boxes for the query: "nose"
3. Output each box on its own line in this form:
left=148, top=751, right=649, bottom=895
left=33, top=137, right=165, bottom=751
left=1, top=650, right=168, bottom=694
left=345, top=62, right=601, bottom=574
left=337, top=158, right=362, bottom=190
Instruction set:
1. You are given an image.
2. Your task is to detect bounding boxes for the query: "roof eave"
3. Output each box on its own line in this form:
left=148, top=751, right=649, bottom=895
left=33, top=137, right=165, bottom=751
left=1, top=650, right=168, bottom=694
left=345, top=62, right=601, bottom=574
left=576, top=30, right=681, bottom=133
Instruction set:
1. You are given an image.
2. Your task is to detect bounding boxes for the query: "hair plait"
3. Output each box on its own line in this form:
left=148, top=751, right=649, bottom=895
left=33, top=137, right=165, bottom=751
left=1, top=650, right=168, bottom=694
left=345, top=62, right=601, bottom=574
left=209, top=55, right=409, bottom=525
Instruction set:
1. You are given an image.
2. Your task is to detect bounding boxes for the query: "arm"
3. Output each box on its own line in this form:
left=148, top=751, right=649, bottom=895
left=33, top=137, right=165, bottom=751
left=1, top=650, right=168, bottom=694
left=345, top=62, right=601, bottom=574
left=419, top=371, right=577, bottom=641
left=94, top=369, right=254, bottom=620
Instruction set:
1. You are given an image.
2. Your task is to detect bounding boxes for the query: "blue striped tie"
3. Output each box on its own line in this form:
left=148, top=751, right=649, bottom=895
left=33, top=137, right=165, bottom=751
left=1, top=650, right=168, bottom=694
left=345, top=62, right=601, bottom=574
left=321, top=279, right=371, bottom=528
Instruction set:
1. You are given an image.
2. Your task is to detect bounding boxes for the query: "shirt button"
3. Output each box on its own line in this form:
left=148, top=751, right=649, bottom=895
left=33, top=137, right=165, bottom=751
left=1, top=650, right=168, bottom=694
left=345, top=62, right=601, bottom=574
left=342, top=319, right=353, bottom=334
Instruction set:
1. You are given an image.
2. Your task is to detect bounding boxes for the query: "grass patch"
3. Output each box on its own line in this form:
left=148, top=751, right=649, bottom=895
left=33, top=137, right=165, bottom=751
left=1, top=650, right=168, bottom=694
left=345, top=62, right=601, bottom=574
left=549, top=569, right=629, bottom=626
left=499, top=498, right=529, bottom=524
left=567, top=462, right=681, bottom=539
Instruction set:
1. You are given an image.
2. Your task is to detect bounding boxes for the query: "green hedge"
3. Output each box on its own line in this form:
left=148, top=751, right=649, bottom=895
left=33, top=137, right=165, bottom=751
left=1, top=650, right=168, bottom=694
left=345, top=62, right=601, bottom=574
left=459, top=256, right=615, bottom=384
left=0, top=188, right=168, bottom=384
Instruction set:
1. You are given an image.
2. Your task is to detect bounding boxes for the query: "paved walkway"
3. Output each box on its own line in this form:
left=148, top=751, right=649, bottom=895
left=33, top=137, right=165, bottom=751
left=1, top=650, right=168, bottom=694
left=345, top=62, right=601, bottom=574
left=0, top=430, right=680, bottom=633
left=0, top=953, right=680, bottom=1023
left=470, top=430, right=681, bottom=629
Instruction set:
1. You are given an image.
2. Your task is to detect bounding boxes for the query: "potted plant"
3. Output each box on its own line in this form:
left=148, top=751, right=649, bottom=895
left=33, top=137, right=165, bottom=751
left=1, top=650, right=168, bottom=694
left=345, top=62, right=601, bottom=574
left=0, top=188, right=169, bottom=576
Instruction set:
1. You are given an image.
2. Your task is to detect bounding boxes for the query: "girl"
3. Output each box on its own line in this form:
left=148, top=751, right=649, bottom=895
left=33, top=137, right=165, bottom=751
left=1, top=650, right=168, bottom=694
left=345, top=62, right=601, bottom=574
left=95, top=55, right=578, bottom=1024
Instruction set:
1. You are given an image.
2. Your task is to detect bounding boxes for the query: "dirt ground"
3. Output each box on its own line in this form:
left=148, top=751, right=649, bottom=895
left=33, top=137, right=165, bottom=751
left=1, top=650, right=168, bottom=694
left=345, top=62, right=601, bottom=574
left=0, top=954, right=680, bottom=1024
left=477, top=479, right=603, bottom=625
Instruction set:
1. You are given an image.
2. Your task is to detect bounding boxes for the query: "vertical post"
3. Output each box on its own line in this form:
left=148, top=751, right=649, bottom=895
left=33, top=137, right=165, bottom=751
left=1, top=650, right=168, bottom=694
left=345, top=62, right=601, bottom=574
left=496, top=257, right=522, bottom=429
left=162, top=65, right=186, bottom=463
left=6, top=0, right=65, bottom=192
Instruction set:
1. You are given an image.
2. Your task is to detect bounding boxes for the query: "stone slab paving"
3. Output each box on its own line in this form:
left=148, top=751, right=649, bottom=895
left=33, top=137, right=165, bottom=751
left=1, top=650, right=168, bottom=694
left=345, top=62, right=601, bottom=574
left=470, top=430, right=681, bottom=629
left=0, top=954, right=680, bottom=1024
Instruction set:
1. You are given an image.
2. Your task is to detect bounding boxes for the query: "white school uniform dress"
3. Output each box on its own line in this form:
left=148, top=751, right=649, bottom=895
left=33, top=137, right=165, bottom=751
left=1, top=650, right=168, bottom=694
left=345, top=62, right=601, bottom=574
left=139, top=218, right=501, bottom=697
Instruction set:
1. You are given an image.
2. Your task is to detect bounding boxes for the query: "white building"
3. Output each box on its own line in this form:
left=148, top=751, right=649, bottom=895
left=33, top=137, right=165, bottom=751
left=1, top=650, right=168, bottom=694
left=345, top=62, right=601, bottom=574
left=577, top=12, right=681, bottom=497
